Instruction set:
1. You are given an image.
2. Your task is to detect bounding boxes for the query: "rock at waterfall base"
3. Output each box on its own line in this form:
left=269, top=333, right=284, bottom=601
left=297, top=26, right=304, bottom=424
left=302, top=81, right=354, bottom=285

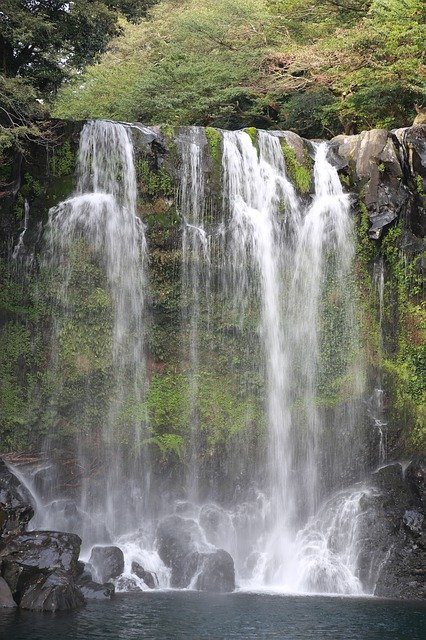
left=89, top=545, right=124, bottom=583
left=19, top=569, right=85, bottom=611
left=131, top=561, right=158, bottom=589
left=76, top=571, right=115, bottom=600
left=156, top=515, right=235, bottom=591
left=0, top=576, right=16, bottom=608
left=196, top=549, right=235, bottom=593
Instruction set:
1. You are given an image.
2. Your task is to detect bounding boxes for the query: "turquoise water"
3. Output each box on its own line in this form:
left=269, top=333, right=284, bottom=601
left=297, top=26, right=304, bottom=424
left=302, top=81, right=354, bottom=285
left=1, top=592, right=425, bottom=640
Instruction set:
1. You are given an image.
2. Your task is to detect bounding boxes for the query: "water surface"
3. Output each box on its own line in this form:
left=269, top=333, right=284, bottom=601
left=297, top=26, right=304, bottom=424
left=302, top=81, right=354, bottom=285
left=1, top=591, right=425, bottom=640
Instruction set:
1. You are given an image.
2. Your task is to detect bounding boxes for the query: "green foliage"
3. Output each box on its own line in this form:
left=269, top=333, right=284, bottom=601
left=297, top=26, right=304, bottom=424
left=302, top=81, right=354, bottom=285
left=281, top=90, right=341, bottom=138
left=380, top=222, right=426, bottom=451
left=137, top=160, right=174, bottom=198
left=52, top=0, right=425, bottom=135
left=50, top=141, right=76, bottom=178
left=144, top=370, right=261, bottom=452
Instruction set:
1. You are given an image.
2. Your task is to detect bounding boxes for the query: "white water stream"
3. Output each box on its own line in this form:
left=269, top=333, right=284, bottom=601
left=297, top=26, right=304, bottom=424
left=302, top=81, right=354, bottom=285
left=15, top=122, right=379, bottom=596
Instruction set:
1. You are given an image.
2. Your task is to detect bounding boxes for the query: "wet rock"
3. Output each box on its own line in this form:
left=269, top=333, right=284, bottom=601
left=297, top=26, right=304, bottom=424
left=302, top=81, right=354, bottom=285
left=89, top=545, right=124, bottom=583
left=19, top=569, right=84, bottom=611
left=199, top=503, right=234, bottom=550
left=114, top=575, right=140, bottom=591
left=0, top=530, right=81, bottom=603
left=0, top=459, right=34, bottom=540
left=156, top=515, right=206, bottom=588
left=76, top=572, right=115, bottom=600
left=394, top=125, right=426, bottom=236
left=0, top=576, right=16, bottom=608
left=131, top=561, right=158, bottom=589
left=405, top=459, right=425, bottom=507
left=403, top=510, right=424, bottom=536
left=357, top=460, right=426, bottom=600
left=195, top=549, right=235, bottom=593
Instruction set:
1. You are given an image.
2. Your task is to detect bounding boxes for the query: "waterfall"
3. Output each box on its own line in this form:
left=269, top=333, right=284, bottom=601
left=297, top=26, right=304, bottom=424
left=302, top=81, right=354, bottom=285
left=14, top=122, right=373, bottom=596
left=178, top=127, right=211, bottom=501
left=38, top=120, right=149, bottom=544
left=218, top=135, right=365, bottom=592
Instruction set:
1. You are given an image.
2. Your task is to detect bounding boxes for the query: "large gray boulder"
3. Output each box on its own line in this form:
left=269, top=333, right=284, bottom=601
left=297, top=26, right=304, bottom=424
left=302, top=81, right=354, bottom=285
left=19, top=569, right=84, bottom=611
left=195, top=549, right=235, bottom=593
left=0, top=459, right=34, bottom=540
left=88, top=545, right=124, bottom=583
left=0, top=530, right=84, bottom=611
left=156, top=514, right=235, bottom=591
left=156, top=515, right=205, bottom=588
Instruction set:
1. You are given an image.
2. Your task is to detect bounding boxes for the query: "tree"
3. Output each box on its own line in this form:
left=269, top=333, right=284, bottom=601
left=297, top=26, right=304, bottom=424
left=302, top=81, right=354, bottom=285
left=0, top=1, right=158, bottom=94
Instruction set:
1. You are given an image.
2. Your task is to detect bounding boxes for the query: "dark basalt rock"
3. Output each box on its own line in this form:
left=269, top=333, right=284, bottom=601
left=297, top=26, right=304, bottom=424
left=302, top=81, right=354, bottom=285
left=156, top=515, right=235, bottom=591
left=156, top=515, right=205, bottom=588
left=0, top=459, right=34, bottom=540
left=0, top=576, right=16, bottom=608
left=88, top=545, right=124, bottom=583
left=76, top=571, right=115, bottom=600
left=19, top=569, right=85, bottom=611
left=195, top=549, right=235, bottom=593
left=357, top=460, right=426, bottom=600
left=131, top=561, right=158, bottom=589
left=0, top=531, right=81, bottom=581
left=330, top=129, right=410, bottom=239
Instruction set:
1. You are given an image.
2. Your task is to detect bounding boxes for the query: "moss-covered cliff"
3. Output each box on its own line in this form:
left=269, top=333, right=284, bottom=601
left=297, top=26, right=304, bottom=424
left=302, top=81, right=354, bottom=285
left=0, top=122, right=424, bottom=490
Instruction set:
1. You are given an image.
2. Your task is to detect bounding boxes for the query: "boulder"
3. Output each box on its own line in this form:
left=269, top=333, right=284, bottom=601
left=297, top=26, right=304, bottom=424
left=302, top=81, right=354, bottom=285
left=131, top=561, right=157, bottom=589
left=0, top=530, right=81, bottom=602
left=19, top=569, right=84, bottom=611
left=88, top=545, right=124, bottom=583
left=76, top=572, right=115, bottom=600
left=195, top=549, right=235, bottom=593
left=156, top=515, right=205, bottom=588
left=0, top=576, right=16, bottom=608
left=199, top=503, right=235, bottom=550
left=329, top=129, right=408, bottom=239
left=0, top=459, right=34, bottom=540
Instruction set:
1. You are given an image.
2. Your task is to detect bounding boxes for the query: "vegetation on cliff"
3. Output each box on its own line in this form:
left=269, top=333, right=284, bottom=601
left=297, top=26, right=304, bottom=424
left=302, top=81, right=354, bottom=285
left=53, top=0, right=426, bottom=135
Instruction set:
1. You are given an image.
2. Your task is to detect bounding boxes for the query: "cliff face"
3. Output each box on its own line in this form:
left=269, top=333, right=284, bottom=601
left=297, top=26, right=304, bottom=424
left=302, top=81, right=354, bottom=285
left=0, top=122, right=424, bottom=481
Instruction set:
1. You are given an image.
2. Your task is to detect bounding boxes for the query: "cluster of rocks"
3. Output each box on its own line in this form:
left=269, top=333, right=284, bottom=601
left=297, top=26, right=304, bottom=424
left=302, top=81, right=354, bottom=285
left=0, top=458, right=237, bottom=611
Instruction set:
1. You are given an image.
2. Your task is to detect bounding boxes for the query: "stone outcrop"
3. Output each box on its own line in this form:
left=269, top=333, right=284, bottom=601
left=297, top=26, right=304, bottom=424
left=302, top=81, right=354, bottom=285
left=358, top=460, right=425, bottom=600
left=0, top=459, right=34, bottom=540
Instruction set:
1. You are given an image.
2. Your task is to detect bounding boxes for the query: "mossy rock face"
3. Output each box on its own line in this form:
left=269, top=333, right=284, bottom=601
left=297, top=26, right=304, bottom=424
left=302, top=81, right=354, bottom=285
left=279, top=134, right=313, bottom=194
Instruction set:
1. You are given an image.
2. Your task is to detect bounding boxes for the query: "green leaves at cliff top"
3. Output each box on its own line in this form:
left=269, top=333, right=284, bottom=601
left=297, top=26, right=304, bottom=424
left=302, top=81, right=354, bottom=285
left=50, top=0, right=426, bottom=134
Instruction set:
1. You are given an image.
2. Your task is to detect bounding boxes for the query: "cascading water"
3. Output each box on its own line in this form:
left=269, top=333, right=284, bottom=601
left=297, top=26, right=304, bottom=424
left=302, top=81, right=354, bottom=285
left=12, top=122, right=379, bottom=597
left=35, top=120, right=149, bottom=544
left=178, top=127, right=211, bottom=501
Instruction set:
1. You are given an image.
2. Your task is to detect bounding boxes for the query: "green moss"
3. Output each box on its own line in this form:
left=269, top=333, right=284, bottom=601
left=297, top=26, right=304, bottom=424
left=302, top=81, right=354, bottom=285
left=50, top=141, right=76, bottom=178
left=280, top=140, right=312, bottom=194
left=415, top=174, right=425, bottom=198
left=205, top=127, right=222, bottom=166
left=244, top=127, right=257, bottom=146
left=137, top=159, right=174, bottom=198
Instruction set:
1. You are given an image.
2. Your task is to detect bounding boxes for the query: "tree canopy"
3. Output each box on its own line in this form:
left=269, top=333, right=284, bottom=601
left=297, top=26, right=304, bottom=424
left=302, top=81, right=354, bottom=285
left=1, top=0, right=425, bottom=143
